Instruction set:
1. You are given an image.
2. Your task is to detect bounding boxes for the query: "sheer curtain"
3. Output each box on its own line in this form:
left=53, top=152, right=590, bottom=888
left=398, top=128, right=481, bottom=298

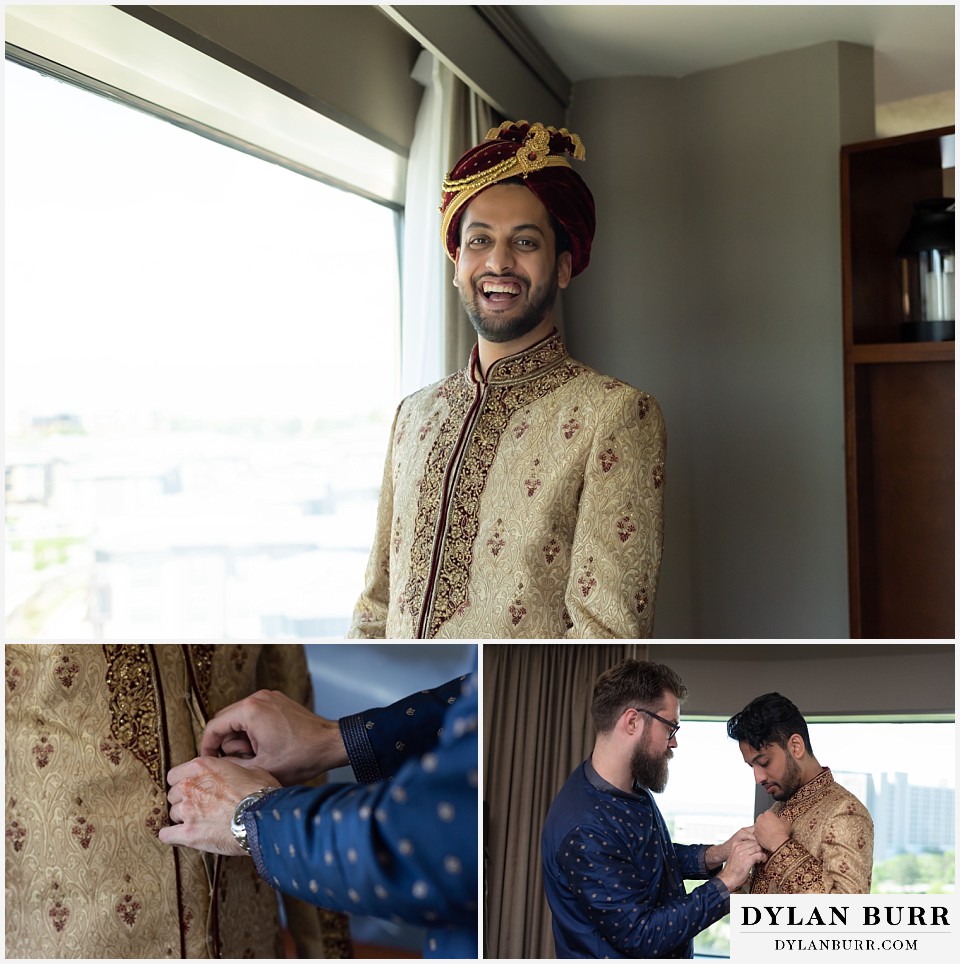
left=483, top=643, right=646, bottom=959
left=400, top=52, right=495, bottom=394
left=442, top=78, right=494, bottom=375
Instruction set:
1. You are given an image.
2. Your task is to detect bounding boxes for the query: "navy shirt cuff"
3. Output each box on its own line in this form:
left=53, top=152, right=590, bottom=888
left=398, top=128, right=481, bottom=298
left=339, top=712, right=382, bottom=783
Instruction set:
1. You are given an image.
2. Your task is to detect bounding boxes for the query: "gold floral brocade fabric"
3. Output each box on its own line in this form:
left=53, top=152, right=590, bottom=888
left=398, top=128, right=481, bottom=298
left=749, top=767, right=874, bottom=894
left=4, top=644, right=352, bottom=958
left=349, top=331, right=666, bottom=638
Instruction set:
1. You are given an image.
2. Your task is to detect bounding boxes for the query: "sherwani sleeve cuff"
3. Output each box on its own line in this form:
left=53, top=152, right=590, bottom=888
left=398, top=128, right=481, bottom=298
left=339, top=713, right=383, bottom=783
left=764, top=837, right=821, bottom=889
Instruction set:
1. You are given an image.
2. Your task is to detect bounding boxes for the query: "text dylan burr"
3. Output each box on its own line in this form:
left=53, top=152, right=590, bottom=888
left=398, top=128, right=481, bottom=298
left=741, top=906, right=949, bottom=927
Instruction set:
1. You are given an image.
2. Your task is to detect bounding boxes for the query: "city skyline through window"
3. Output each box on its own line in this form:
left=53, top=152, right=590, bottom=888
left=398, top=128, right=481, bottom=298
left=655, top=719, right=954, bottom=956
left=5, top=61, right=401, bottom=638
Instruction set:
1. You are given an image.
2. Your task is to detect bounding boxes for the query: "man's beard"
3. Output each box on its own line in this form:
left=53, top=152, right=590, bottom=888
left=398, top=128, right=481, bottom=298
left=768, top=753, right=804, bottom=801
left=631, top=732, right=673, bottom=794
left=460, top=269, right=559, bottom=344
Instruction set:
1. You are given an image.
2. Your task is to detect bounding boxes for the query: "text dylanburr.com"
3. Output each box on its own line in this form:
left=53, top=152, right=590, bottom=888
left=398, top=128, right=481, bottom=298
left=731, top=896, right=956, bottom=962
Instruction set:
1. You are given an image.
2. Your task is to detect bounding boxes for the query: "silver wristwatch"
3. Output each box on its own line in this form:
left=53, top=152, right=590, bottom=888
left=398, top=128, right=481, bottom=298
left=231, top=786, right=279, bottom=853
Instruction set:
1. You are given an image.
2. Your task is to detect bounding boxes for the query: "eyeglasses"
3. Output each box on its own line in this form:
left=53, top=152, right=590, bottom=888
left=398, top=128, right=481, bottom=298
left=634, top=708, right=680, bottom=740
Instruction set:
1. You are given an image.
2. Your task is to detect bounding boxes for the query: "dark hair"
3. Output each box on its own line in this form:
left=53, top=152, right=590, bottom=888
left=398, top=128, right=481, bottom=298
left=591, top=659, right=687, bottom=734
left=726, top=692, right=813, bottom=754
left=460, top=176, right=571, bottom=259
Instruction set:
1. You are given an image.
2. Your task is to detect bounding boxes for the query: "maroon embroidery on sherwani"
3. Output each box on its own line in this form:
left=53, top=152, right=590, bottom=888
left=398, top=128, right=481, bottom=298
left=487, top=530, right=506, bottom=557
left=99, top=737, right=123, bottom=766
left=6, top=817, right=27, bottom=853
left=617, top=516, right=637, bottom=543
left=32, top=733, right=54, bottom=769
left=509, top=599, right=527, bottom=626
left=419, top=414, right=438, bottom=440
left=145, top=805, right=165, bottom=837
left=116, top=892, right=141, bottom=927
left=525, top=478, right=542, bottom=496
left=513, top=419, right=530, bottom=439
left=49, top=897, right=69, bottom=933
left=54, top=655, right=80, bottom=689
left=653, top=462, right=665, bottom=489
left=599, top=448, right=618, bottom=472
left=637, top=394, right=651, bottom=420
left=543, top=536, right=561, bottom=563
left=230, top=645, right=249, bottom=673
left=577, top=569, right=597, bottom=598
left=70, top=809, right=95, bottom=850
left=6, top=657, right=22, bottom=692
left=102, top=646, right=165, bottom=791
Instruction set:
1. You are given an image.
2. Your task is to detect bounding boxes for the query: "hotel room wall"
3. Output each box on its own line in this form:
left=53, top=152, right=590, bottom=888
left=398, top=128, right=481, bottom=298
left=647, top=644, right=954, bottom=717
left=566, top=42, right=876, bottom=638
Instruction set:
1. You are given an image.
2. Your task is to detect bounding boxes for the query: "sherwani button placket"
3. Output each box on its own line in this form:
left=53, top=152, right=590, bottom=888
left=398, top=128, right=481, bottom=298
left=416, top=376, right=487, bottom=638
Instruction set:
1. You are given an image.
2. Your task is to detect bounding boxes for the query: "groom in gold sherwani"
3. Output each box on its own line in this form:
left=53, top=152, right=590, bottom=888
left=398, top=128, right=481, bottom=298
left=349, top=121, right=666, bottom=639
left=727, top=692, right=874, bottom=894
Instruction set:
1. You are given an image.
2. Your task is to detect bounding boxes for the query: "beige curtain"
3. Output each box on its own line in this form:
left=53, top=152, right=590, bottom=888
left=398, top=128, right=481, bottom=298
left=443, top=82, right=496, bottom=375
left=483, top=643, right=647, bottom=959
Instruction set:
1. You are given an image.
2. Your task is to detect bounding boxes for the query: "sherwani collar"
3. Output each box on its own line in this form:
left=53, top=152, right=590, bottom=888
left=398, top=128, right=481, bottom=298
left=779, top=766, right=834, bottom=820
left=466, top=328, right=570, bottom=387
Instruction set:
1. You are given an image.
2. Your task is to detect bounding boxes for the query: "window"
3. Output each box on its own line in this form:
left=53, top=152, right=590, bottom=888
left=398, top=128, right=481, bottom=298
left=655, top=721, right=755, bottom=958
left=654, top=718, right=955, bottom=957
left=807, top=721, right=955, bottom=895
left=5, top=54, right=401, bottom=637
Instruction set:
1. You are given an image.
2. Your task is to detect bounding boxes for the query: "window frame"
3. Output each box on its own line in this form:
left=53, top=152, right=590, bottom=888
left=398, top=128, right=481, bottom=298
left=4, top=4, right=406, bottom=208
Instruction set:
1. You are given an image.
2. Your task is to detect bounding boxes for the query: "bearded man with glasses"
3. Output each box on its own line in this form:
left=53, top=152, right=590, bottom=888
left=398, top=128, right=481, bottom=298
left=541, top=659, right=763, bottom=959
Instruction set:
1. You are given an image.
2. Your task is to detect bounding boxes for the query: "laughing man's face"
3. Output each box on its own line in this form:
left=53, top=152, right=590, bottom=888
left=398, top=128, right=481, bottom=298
left=454, top=183, right=571, bottom=345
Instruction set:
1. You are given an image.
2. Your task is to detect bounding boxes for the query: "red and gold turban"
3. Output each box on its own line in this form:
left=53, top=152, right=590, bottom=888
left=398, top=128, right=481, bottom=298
left=440, top=120, right=596, bottom=276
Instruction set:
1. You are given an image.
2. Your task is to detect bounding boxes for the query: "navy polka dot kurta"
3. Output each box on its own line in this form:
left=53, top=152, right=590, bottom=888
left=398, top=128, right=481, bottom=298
left=245, top=658, right=478, bottom=959
left=541, top=759, right=729, bottom=958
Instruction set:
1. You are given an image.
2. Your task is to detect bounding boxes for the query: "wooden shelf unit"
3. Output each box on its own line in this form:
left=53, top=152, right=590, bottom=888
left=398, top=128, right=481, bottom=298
left=841, top=126, right=955, bottom=638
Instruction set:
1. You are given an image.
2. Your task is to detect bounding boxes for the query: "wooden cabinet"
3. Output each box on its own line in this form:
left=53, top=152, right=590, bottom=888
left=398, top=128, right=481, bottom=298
left=841, top=126, right=954, bottom=638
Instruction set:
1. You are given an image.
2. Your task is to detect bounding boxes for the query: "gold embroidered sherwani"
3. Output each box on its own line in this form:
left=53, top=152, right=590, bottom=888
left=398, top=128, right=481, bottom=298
left=4, top=644, right=351, bottom=958
left=749, top=768, right=874, bottom=894
left=349, top=331, right=665, bottom=638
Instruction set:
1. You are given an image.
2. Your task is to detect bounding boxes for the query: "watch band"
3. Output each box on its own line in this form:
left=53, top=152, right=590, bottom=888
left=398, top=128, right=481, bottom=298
left=230, top=786, right=279, bottom=853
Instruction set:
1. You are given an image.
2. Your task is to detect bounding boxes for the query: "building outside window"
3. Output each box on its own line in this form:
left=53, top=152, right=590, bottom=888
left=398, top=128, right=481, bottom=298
left=5, top=56, right=401, bottom=638
left=655, top=719, right=955, bottom=957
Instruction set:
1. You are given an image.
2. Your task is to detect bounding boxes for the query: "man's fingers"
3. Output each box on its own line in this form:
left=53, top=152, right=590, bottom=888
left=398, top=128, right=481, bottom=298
left=200, top=715, right=246, bottom=756
left=220, top=734, right=255, bottom=758
left=158, top=823, right=196, bottom=847
left=167, top=758, right=204, bottom=786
